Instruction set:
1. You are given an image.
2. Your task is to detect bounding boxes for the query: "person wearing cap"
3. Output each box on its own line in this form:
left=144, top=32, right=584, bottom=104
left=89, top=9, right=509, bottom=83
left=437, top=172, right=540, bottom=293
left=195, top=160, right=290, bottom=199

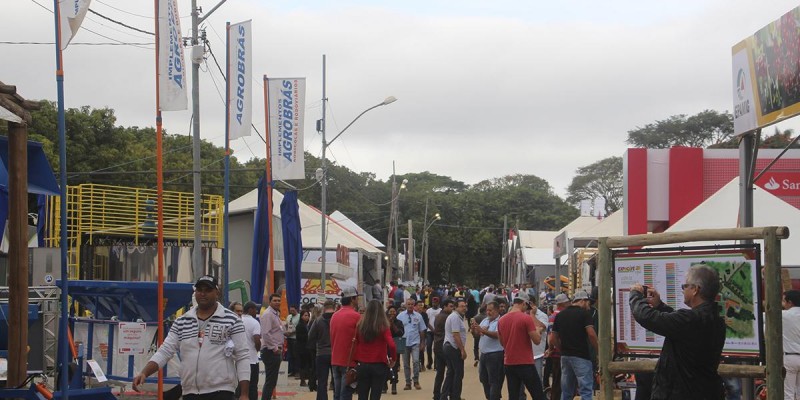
left=330, top=285, right=361, bottom=400
left=497, top=290, right=547, bottom=400
left=260, top=293, right=284, bottom=400
left=397, top=297, right=426, bottom=390
left=551, top=290, right=597, bottom=400
left=133, top=275, right=251, bottom=400
left=543, top=293, right=569, bottom=400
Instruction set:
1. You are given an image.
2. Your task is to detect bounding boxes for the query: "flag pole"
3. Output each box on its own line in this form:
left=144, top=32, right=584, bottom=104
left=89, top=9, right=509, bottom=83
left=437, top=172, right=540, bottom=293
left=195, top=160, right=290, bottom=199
left=263, top=76, right=275, bottom=297
left=223, top=22, right=231, bottom=304
left=52, top=1, right=70, bottom=398
left=153, top=1, right=165, bottom=398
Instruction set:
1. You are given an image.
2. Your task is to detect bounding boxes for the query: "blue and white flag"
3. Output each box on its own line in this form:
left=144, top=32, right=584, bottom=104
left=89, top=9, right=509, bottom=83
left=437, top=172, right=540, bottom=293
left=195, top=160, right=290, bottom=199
left=158, top=0, right=187, bottom=111
left=267, top=78, right=306, bottom=180
left=58, top=0, right=91, bottom=50
left=227, top=20, right=252, bottom=140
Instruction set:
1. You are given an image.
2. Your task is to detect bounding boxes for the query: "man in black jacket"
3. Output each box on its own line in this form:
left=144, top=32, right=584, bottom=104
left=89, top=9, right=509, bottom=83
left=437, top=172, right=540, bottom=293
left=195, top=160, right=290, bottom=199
left=307, top=300, right=335, bottom=400
left=629, top=265, right=726, bottom=400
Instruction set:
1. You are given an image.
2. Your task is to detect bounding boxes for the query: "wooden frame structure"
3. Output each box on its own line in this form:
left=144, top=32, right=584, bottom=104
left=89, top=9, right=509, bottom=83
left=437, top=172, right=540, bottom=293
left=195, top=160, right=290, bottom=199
left=0, top=81, right=41, bottom=388
left=597, top=226, right=788, bottom=400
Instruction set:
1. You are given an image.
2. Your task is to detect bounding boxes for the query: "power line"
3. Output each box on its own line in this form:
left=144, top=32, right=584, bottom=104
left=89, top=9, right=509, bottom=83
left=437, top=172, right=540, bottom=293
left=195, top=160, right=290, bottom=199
left=0, top=41, right=152, bottom=46
left=88, top=8, right=154, bottom=36
left=94, top=0, right=151, bottom=19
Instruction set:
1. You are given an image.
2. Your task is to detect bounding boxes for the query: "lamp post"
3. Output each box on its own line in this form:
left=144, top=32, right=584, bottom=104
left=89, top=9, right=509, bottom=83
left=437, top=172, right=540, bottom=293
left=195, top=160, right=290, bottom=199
left=422, top=212, right=441, bottom=283
left=317, top=56, right=396, bottom=299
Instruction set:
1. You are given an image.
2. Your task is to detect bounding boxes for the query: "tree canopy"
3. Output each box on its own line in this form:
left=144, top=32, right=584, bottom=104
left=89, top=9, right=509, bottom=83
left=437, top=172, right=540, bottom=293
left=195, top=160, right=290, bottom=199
left=1, top=102, right=578, bottom=287
left=626, top=110, right=734, bottom=148
left=566, top=156, right=622, bottom=216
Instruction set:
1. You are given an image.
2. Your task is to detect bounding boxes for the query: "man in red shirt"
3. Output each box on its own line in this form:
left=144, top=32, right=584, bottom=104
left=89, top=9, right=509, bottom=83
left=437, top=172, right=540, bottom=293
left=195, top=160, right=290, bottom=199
left=497, top=291, right=546, bottom=400
left=330, top=286, right=361, bottom=400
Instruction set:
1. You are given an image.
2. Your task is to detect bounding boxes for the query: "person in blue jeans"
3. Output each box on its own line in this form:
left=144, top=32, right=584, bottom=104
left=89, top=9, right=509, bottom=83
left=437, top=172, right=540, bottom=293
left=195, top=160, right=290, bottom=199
left=550, top=291, right=597, bottom=400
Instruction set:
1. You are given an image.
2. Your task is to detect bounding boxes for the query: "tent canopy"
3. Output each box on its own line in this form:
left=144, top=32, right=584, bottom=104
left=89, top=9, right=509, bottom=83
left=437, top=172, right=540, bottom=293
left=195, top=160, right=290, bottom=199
left=663, top=177, right=800, bottom=265
left=229, top=187, right=383, bottom=254
left=0, top=137, right=60, bottom=195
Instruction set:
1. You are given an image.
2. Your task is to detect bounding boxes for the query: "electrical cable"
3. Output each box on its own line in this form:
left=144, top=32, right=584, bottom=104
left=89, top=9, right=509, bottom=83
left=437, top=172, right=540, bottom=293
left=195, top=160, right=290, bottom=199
left=87, top=8, right=154, bottom=36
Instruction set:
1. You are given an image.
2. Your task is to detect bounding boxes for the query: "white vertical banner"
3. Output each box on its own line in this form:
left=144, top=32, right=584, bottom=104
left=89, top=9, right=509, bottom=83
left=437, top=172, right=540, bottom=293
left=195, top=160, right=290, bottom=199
left=158, top=0, right=188, bottom=111
left=227, top=20, right=252, bottom=140
left=58, top=0, right=91, bottom=50
left=268, top=78, right=306, bottom=180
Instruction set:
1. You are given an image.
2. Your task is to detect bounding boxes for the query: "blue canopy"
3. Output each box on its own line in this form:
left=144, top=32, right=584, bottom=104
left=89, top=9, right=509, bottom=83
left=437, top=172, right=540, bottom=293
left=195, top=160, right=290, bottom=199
left=250, top=176, right=270, bottom=305
left=0, top=136, right=60, bottom=196
left=281, top=190, right=302, bottom=308
left=58, top=280, right=194, bottom=322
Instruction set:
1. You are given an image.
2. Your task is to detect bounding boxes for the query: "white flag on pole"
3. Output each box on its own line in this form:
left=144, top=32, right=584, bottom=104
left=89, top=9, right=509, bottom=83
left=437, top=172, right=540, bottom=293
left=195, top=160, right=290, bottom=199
left=227, top=20, right=252, bottom=140
left=59, top=0, right=91, bottom=50
left=158, top=0, right=188, bottom=111
left=267, top=78, right=306, bottom=180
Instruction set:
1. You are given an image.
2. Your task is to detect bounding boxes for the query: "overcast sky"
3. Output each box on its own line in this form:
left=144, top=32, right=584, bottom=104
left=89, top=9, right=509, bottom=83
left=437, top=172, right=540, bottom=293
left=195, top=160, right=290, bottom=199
left=3, top=0, right=800, bottom=198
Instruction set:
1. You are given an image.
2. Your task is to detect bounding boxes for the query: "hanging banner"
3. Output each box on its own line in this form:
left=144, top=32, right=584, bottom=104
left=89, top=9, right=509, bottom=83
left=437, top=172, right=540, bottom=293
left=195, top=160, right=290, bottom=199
left=733, top=6, right=800, bottom=135
left=158, top=0, right=188, bottom=111
left=227, top=20, right=252, bottom=140
left=267, top=78, right=306, bottom=180
left=58, top=0, right=91, bottom=50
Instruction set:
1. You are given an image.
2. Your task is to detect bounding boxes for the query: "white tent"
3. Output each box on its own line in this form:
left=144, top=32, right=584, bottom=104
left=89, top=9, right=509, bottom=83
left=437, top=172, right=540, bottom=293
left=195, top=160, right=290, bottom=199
left=330, top=210, right=385, bottom=248
left=572, top=209, right=624, bottom=245
left=663, top=177, right=800, bottom=266
left=229, top=188, right=383, bottom=254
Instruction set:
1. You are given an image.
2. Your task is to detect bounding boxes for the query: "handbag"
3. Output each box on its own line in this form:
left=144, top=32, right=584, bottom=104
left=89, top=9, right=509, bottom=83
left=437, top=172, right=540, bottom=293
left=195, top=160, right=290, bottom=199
left=344, top=336, right=358, bottom=386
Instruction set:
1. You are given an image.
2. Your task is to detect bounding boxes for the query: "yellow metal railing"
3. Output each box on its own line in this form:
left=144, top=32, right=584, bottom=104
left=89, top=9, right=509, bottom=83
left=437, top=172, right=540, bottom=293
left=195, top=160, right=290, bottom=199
left=45, top=184, right=224, bottom=279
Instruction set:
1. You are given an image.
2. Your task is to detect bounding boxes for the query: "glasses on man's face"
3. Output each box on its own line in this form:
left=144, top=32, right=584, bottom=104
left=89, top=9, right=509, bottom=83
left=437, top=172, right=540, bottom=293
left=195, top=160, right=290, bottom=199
left=681, top=283, right=696, bottom=290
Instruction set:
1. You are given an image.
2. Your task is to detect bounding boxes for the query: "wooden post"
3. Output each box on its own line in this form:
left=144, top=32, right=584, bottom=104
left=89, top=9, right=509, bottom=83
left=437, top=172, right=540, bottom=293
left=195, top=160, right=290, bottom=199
left=763, top=227, right=783, bottom=400
left=597, top=238, right=613, bottom=400
left=7, top=121, right=29, bottom=388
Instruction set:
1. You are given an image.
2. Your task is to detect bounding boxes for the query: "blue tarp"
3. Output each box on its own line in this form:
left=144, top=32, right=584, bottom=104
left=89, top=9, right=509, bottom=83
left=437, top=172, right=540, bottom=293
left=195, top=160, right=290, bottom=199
left=281, top=191, right=302, bottom=308
left=0, top=137, right=60, bottom=196
left=250, top=176, right=270, bottom=305
left=58, top=280, right=194, bottom=322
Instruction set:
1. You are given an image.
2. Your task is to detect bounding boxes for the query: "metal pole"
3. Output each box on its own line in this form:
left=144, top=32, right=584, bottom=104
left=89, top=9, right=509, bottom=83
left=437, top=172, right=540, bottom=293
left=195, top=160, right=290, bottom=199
left=738, top=131, right=756, bottom=400
left=191, top=0, right=203, bottom=279
left=385, top=176, right=396, bottom=286
left=424, top=231, right=429, bottom=284
left=422, top=198, right=428, bottom=283
left=320, top=54, right=328, bottom=298
left=408, top=219, right=413, bottom=281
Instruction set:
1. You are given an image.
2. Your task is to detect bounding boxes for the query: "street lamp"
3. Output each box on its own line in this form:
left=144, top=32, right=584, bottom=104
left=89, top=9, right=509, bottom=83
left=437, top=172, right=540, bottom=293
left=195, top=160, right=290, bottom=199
left=422, top=212, right=441, bottom=283
left=318, top=91, right=397, bottom=300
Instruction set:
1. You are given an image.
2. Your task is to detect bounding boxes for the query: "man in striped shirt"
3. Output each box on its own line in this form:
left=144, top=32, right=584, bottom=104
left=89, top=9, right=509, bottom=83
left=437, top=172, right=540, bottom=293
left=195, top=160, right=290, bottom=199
left=133, top=275, right=251, bottom=400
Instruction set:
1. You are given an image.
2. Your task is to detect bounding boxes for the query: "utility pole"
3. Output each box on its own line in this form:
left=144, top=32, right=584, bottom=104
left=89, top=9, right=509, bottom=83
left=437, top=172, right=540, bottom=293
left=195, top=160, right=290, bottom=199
left=191, top=0, right=227, bottom=279
left=385, top=172, right=397, bottom=286
left=502, top=215, right=508, bottom=284
left=407, top=219, right=414, bottom=281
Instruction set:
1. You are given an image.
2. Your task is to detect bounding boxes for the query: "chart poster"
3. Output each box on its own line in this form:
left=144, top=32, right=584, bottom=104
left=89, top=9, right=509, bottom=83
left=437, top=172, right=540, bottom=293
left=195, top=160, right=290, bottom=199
left=613, top=248, right=762, bottom=359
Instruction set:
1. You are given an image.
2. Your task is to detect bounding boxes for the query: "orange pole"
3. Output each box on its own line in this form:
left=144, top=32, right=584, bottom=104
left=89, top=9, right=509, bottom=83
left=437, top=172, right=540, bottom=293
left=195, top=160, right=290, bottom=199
left=153, top=1, right=165, bottom=399
left=66, top=325, right=77, bottom=359
left=263, top=76, right=275, bottom=298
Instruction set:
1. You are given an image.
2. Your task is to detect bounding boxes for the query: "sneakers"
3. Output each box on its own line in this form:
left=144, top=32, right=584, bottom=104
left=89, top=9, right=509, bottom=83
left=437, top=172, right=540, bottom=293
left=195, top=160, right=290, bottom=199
left=414, top=382, right=422, bottom=390
left=426, top=364, right=433, bottom=370
left=391, top=383, right=397, bottom=394
left=404, top=383, right=412, bottom=390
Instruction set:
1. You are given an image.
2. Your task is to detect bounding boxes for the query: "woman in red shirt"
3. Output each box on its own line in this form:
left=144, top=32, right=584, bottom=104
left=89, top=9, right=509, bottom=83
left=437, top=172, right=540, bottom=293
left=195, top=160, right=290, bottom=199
left=355, top=300, right=397, bottom=400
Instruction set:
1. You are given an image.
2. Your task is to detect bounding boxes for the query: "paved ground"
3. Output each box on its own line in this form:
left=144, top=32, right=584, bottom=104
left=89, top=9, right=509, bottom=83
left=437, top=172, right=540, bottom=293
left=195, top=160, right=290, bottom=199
left=113, top=333, right=623, bottom=399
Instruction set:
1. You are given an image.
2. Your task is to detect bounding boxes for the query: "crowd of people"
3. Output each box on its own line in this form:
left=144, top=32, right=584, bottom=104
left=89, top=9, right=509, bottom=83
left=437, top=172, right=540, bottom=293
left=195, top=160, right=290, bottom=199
left=129, top=271, right=800, bottom=400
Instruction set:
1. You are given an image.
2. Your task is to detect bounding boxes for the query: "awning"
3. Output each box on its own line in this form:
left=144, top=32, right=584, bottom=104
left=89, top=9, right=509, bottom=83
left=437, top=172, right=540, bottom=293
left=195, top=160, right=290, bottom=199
left=0, top=136, right=60, bottom=195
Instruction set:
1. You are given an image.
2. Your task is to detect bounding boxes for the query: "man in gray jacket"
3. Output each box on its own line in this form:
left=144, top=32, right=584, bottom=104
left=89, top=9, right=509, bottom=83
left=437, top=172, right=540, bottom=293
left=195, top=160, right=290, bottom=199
left=133, top=275, right=251, bottom=400
left=308, top=300, right=335, bottom=400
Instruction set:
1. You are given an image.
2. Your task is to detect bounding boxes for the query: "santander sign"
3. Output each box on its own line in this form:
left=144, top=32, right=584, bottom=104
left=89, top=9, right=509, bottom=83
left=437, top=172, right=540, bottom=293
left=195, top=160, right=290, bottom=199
left=755, top=172, right=800, bottom=196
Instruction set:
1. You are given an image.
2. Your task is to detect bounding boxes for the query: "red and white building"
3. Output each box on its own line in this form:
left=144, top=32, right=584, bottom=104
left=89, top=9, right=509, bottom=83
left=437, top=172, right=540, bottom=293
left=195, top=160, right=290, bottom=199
left=623, top=147, right=800, bottom=235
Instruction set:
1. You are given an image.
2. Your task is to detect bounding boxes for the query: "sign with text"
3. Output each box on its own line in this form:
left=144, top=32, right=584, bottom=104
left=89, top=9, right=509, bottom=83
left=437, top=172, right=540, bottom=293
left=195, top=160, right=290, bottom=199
left=733, top=5, right=800, bottom=134
left=117, top=322, right=147, bottom=355
left=613, top=249, right=762, bottom=358
left=267, top=78, right=306, bottom=180
left=754, top=171, right=800, bottom=196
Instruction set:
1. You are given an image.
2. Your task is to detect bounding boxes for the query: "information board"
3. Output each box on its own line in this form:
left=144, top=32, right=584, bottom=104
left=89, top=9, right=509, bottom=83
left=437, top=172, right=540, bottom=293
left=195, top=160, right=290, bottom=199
left=613, top=248, right=762, bottom=358
left=117, top=322, right=148, bottom=355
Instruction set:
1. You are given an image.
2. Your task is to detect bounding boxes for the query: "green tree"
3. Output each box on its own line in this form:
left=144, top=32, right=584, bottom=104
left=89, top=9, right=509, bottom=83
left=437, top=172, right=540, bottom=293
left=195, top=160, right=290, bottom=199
left=566, top=156, right=623, bottom=216
left=626, top=110, right=734, bottom=148
left=710, top=127, right=800, bottom=149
